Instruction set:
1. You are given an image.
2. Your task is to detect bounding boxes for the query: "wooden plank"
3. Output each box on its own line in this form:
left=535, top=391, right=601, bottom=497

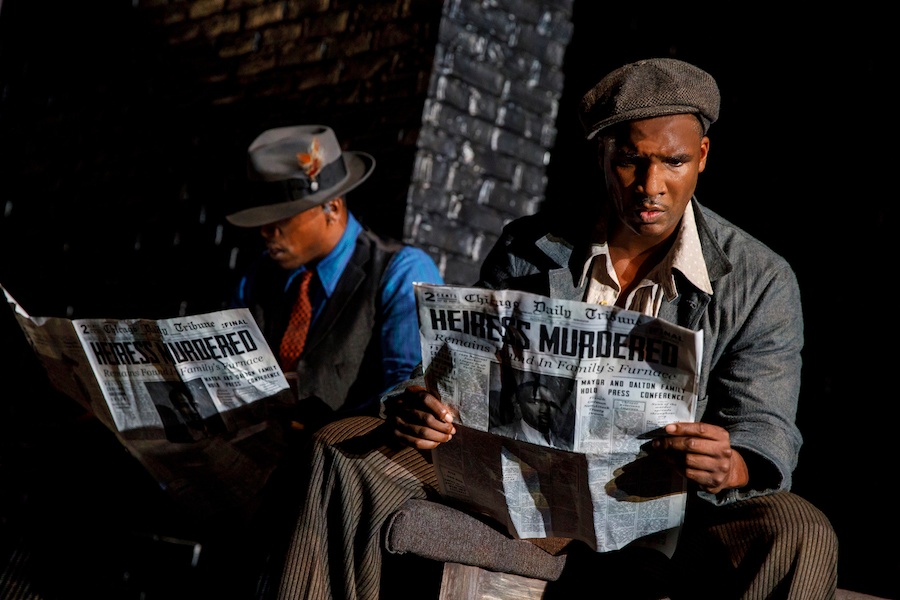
left=439, top=563, right=548, bottom=600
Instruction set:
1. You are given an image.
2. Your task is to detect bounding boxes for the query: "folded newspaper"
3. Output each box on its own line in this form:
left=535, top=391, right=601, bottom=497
left=415, top=283, right=702, bottom=556
left=2, top=283, right=292, bottom=519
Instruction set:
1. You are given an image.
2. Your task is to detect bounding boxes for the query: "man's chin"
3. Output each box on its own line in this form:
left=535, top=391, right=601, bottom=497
left=632, top=220, right=674, bottom=239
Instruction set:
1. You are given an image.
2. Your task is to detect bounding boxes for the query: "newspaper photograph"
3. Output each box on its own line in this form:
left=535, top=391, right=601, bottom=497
left=2, top=283, right=292, bottom=517
left=415, top=283, right=702, bottom=555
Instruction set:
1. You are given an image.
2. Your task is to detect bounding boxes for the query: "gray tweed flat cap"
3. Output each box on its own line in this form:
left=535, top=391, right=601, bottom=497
left=579, top=58, right=720, bottom=139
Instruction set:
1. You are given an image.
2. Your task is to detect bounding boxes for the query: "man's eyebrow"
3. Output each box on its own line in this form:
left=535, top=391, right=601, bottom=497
left=616, top=149, right=693, bottom=162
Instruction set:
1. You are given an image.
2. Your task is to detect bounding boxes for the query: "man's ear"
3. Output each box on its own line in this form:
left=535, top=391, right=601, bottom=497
left=322, top=198, right=343, bottom=224
left=698, top=137, right=710, bottom=173
left=323, top=197, right=344, bottom=213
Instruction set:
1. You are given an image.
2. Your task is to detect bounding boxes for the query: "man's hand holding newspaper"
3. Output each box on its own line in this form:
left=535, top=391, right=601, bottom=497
left=412, top=283, right=702, bottom=556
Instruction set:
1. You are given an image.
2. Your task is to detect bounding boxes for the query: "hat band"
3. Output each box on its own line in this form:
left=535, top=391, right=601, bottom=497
left=281, top=156, right=349, bottom=201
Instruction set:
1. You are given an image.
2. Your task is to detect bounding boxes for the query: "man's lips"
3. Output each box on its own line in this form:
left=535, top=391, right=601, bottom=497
left=635, top=205, right=664, bottom=223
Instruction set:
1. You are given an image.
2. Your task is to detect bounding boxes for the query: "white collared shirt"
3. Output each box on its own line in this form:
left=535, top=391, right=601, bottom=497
left=581, top=201, right=713, bottom=317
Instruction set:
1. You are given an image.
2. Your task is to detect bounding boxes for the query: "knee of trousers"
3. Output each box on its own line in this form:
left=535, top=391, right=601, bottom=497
left=742, top=492, right=839, bottom=558
left=312, top=415, right=384, bottom=446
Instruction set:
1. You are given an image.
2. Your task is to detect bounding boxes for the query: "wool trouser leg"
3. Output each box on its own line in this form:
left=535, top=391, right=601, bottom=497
left=275, top=416, right=438, bottom=600
left=271, top=418, right=838, bottom=600
left=670, top=491, right=838, bottom=600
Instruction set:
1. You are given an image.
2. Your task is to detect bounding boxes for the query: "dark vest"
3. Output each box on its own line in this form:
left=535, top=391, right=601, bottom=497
left=244, top=227, right=403, bottom=428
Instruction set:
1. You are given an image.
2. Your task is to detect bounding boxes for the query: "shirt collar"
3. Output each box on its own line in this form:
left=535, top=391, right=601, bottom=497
left=577, top=199, right=713, bottom=298
left=661, top=201, right=712, bottom=296
left=284, top=212, right=361, bottom=297
left=315, top=212, right=360, bottom=297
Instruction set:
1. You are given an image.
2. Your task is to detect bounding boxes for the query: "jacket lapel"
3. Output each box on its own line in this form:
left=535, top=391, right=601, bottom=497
left=657, top=201, right=730, bottom=330
left=536, top=232, right=589, bottom=302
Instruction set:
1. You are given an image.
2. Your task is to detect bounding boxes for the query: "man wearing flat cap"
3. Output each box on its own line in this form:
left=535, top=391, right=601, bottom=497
left=267, top=60, right=837, bottom=600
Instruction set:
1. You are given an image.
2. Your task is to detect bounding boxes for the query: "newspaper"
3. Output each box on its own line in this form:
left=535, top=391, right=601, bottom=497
left=2, top=283, right=292, bottom=519
left=415, top=283, right=702, bottom=555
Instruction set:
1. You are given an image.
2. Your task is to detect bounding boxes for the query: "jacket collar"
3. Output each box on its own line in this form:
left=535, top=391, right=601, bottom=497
left=535, top=198, right=733, bottom=303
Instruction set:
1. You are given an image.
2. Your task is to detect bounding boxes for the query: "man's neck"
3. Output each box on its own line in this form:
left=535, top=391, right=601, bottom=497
left=607, top=221, right=678, bottom=303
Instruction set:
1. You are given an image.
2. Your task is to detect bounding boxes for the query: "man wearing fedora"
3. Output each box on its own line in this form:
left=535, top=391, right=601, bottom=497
left=226, top=124, right=443, bottom=430
left=211, top=124, right=445, bottom=596
left=266, top=59, right=838, bottom=600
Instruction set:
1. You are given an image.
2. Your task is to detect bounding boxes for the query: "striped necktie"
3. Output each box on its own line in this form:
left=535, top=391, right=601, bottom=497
left=279, top=270, right=313, bottom=371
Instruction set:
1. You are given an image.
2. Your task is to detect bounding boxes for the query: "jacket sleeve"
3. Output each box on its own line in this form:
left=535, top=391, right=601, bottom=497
left=699, top=257, right=805, bottom=506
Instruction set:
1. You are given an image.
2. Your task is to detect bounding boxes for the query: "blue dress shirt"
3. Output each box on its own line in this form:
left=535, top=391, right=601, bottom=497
left=233, top=213, right=443, bottom=396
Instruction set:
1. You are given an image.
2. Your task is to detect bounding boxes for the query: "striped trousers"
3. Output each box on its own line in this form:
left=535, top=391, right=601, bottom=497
left=273, top=416, right=838, bottom=600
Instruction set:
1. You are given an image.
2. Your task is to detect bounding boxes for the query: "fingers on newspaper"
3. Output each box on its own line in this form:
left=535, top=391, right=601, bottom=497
left=414, top=283, right=702, bottom=555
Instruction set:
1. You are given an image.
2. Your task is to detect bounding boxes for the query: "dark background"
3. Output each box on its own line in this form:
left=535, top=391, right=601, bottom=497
left=554, top=7, right=894, bottom=598
left=0, top=1, right=895, bottom=598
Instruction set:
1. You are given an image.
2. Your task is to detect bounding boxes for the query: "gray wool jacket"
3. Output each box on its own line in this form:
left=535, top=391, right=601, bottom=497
left=390, top=199, right=804, bottom=507
left=476, top=198, right=803, bottom=504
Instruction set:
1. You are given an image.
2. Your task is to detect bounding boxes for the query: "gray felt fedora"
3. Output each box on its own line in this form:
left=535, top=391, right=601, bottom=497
left=226, top=124, right=375, bottom=228
left=579, top=58, right=720, bottom=140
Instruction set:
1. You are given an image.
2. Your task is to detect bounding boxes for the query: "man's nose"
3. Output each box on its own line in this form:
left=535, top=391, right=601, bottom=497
left=637, top=163, right=665, bottom=198
left=260, top=224, right=278, bottom=239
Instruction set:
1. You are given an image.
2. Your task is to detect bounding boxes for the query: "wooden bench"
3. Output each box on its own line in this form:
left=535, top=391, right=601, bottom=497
left=385, top=498, right=889, bottom=600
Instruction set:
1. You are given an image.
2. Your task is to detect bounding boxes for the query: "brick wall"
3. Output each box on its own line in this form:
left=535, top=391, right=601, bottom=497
left=0, top=0, right=573, bottom=319
left=0, top=0, right=445, bottom=319
left=404, top=0, right=573, bottom=284
left=0, top=0, right=577, bottom=319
